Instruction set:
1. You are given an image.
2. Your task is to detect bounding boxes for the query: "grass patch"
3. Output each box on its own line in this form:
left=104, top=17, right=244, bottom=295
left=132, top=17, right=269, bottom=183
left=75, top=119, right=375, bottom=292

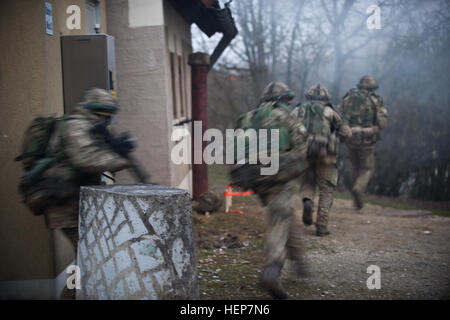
left=208, top=164, right=231, bottom=189
left=335, top=192, right=450, bottom=217
left=209, top=164, right=450, bottom=217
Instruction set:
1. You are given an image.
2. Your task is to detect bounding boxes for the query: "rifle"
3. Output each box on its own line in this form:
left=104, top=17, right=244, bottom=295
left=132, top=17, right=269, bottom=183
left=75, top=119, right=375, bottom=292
left=90, top=122, right=150, bottom=184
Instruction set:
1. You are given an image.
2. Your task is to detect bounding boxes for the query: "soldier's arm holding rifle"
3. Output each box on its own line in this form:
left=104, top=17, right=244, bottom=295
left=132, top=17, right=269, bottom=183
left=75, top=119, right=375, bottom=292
left=89, top=121, right=150, bottom=183
left=62, top=118, right=149, bottom=183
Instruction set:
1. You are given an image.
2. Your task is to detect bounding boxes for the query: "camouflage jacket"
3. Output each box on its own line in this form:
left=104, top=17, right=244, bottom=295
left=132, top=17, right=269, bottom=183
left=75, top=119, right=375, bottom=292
left=337, top=89, right=388, bottom=147
left=44, top=107, right=130, bottom=191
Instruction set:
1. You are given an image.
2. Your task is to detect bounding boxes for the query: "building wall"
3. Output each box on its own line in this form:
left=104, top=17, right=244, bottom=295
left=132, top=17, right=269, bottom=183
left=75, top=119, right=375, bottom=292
left=0, top=0, right=107, bottom=298
left=107, top=0, right=193, bottom=194
left=164, top=0, right=193, bottom=193
left=0, top=0, right=193, bottom=298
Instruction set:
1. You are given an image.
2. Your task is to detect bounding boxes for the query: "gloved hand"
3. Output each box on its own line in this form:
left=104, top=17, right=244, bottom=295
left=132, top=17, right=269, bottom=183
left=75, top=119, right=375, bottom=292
left=349, top=127, right=363, bottom=145
left=110, top=133, right=136, bottom=157
left=362, top=126, right=380, bottom=144
left=371, top=126, right=380, bottom=136
left=307, top=135, right=328, bottom=161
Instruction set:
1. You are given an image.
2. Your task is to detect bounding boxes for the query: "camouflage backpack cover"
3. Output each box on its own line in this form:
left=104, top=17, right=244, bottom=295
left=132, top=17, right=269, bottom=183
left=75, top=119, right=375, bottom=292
left=340, top=89, right=381, bottom=145
left=233, top=101, right=292, bottom=164
left=340, top=89, right=380, bottom=128
left=301, top=101, right=331, bottom=137
left=230, top=101, right=308, bottom=193
left=15, top=115, right=67, bottom=215
left=300, top=101, right=332, bottom=161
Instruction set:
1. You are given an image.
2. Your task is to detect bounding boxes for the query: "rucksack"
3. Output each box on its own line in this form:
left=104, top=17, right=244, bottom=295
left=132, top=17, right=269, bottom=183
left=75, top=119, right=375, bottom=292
left=302, top=101, right=330, bottom=136
left=340, top=89, right=377, bottom=127
left=15, top=116, right=64, bottom=171
left=15, top=116, right=66, bottom=215
left=230, top=101, right=308, bottom=192
left=300, top=101, right=333, bottom=161
left=233, top=101, right=292, bottom=163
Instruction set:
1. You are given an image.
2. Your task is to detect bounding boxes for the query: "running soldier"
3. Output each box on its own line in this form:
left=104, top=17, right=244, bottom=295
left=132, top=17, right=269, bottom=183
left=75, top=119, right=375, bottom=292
left=293, top=85, right=351, bottom=236
left=230, top=81, right=309, bottom=299
left=15, top=88, right=136, bottom=297
left=337, top=76, right=388, bottom=209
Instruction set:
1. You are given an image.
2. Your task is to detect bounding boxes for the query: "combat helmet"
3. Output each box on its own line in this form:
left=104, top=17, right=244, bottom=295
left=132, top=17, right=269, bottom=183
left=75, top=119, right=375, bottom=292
left=305, top=84, right=330, bottom=101
left=261, top=81, right=295, bottom=102
left=357, top=75, right=379, bottom=91
left=79, top=88, right=119, bottom=115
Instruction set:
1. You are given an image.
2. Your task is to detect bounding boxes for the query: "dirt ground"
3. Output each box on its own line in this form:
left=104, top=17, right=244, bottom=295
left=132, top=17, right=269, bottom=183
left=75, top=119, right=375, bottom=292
left=193, top=167, right=450, bottom=300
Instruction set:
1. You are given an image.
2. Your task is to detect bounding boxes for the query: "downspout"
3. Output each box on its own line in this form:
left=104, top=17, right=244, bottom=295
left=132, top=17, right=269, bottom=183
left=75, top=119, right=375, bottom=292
left=189, top=53, right=210, bottom=201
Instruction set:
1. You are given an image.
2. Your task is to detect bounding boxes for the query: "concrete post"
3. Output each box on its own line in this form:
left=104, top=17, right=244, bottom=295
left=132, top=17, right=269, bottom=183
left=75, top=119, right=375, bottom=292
left=76, top=184, right=198, bottom=300
left=189, top=52, right=210, bottom=201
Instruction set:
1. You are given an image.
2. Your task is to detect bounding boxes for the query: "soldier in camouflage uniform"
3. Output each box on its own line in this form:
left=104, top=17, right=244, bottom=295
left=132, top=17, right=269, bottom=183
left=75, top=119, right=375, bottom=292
left=231, top=82, right=309, bottom=299
left=293, top=85, right=351, bottom=236
left=41, top=88, right=132, bottom=248
left=337, top=76, right=388, bottom=209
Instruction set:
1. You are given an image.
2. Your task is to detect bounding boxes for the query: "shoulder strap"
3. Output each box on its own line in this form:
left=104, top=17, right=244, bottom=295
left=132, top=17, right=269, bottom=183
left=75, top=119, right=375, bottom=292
left=365, top=93, right=380, bottom=125
left=52, top=114, right=71, bottom=157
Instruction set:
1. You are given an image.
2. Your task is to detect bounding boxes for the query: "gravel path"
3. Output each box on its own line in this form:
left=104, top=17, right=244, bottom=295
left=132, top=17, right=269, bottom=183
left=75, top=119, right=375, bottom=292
left=195, top=196, right=450, bottom=299
left=280, top=198, right=450, bottom=299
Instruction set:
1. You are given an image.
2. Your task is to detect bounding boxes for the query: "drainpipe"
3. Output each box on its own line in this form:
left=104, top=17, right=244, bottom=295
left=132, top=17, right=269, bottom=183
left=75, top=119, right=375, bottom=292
left=188, top=2, right=238, bottom=200
left=189, top=52, right=210, bottom=201
left=209, top=1, right=238, bottom=70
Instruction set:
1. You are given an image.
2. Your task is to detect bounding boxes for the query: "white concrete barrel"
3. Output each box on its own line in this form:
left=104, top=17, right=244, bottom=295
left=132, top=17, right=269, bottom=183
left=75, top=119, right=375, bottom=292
left=76, top=184, right=198, bottom=300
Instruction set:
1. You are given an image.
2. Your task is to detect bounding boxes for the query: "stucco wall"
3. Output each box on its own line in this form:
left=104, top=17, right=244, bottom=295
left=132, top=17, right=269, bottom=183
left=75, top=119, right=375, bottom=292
left=106, top=0, right=193, bottom=194
left=0, top=0, right=193, bottom=297
left=164, top=0, right=193, bottom=193
left=0, top=0, right=107, bottom=288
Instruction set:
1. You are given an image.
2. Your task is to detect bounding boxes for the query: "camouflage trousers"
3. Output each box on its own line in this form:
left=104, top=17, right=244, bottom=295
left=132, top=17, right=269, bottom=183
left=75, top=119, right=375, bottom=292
left=44, top=199, right=79, bottom=230
left=297, top=162, right=338, bottom=228
left=259, top=180, right=304, bottom=266
left=347, top=146, right=375, bottom=196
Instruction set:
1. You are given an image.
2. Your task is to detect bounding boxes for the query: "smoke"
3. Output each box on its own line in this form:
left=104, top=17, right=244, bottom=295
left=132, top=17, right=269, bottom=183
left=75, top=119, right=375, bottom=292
left=192, top=0, right=450, bottom=200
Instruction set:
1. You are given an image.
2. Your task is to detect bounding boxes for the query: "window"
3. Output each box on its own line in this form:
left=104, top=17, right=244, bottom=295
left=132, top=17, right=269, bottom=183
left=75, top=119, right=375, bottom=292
left=170, top=52, right=178, bottom=119
left=178, top=55, right=185, bottom=118
left=170, top=36, right=189, bottom=122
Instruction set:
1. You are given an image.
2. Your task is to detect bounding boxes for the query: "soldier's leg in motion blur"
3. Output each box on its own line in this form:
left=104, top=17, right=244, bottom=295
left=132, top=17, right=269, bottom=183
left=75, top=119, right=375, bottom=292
left=45, top=201, right=79, bottom=300
left=260, top=181, right=300, bottom=299
left=61, top=227, right=79, bottom=252
left=348, top=147, right=375, bottom=209
left=298, top=168, right=316, bottom=226
left=286, top=207, right=308, bottom=276
left=59, top=226, right=80, bottom=300
left=315, top=164, right=338, bottom=236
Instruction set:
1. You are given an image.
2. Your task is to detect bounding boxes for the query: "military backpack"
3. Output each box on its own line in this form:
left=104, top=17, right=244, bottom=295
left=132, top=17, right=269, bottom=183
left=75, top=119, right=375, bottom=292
left=230, top=101, right=308, bottom=193
left=299, top=101, right=335, bottom=162
left=340, top=89, right=381, bottom=145
left=233, top=101, right=292, bottom=163
left=340, top=89, right=379, bottom=127
left=15, top=115, right=67, bottom=215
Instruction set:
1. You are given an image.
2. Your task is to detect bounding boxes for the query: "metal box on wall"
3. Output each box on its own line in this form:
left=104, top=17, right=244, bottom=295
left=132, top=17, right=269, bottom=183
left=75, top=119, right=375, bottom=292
left=61, top=34, right=116, bottom=113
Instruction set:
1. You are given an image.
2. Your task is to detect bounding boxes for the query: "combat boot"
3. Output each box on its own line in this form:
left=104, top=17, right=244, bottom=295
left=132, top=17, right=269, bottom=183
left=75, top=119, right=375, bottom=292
left=260, top=263, right=288, bottom=299
left=352, top=188, right=364, bottom=210
left=316, top=225, right=330, bottom=237
left=302, top=199, right=314, bottom=226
